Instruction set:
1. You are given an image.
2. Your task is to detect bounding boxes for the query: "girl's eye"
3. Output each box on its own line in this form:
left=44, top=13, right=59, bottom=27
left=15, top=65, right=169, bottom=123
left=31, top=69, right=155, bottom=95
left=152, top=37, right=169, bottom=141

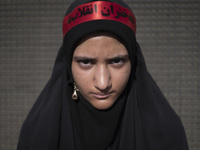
left=77, top=59, right=94, bottom=68
left=110, top=58, right=125, bottom=65
left=112, top=58, right=123, bottom=64
left=80, top=59, right=91, bottom=65
left=109, top=56, right=129, bottom=68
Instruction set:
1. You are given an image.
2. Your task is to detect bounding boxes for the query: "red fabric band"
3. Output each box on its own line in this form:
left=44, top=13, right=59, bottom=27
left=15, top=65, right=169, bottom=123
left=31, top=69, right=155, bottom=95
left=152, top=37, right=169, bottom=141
left=63, top=1, right=136, bottom=38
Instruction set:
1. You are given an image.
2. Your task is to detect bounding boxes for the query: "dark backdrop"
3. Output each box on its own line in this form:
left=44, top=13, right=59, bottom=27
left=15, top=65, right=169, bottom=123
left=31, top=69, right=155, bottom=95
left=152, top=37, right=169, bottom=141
left=0, top=0, right=199, bottom=149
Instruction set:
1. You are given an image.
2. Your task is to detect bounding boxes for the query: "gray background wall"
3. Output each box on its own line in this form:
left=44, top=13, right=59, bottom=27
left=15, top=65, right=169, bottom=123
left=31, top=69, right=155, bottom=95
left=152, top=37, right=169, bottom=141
left=0, top=0, right=199, bottom=149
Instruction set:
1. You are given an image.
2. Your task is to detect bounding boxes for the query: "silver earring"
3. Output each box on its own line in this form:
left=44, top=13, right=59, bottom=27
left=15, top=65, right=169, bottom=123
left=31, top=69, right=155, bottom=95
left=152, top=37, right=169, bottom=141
left=72, top=83, right=79, bottom=100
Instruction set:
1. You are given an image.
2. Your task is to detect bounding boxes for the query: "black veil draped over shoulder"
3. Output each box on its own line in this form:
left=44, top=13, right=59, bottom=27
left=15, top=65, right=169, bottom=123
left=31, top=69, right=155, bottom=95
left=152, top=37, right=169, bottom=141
left=17, top=0, right=189, bottom=150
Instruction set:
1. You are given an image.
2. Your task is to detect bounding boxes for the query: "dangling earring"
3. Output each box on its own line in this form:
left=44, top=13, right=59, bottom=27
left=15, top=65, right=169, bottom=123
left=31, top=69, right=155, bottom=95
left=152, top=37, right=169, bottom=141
left=72, top=83, right=79, bottom=100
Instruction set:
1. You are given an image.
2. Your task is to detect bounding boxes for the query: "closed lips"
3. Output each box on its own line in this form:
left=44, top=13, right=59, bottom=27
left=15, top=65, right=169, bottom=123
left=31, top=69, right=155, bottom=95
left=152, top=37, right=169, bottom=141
left=92, top=92, right=113, bottom=99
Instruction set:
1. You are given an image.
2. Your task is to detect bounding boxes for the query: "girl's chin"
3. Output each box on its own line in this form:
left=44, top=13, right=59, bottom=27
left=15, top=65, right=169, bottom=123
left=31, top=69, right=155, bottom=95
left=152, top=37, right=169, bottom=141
left=88, top=99, right=116, bottom=110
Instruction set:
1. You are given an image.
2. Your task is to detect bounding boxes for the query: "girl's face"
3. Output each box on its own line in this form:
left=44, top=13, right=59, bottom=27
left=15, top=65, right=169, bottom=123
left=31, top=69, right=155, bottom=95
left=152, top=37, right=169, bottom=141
left=72, top=34, right=131, bottom=110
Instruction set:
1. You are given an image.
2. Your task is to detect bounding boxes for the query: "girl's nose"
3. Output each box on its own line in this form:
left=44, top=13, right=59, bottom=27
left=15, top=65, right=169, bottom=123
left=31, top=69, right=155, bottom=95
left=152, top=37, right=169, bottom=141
left=94, top=65, right=111, bottom=92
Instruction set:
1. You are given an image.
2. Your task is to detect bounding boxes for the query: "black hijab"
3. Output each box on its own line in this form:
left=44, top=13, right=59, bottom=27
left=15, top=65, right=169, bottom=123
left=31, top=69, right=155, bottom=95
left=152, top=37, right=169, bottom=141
left=17, top=0, right=189, bottom=150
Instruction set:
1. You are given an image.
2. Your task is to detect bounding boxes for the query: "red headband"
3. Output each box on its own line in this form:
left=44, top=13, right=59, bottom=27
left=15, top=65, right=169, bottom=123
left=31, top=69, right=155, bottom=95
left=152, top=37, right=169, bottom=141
left=63, top=1, right=136, bottom=38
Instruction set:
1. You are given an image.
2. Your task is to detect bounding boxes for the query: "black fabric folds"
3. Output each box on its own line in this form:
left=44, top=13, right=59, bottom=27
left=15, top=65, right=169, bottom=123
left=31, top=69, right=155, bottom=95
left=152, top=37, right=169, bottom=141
left=17, top=0, right=189, bottom=150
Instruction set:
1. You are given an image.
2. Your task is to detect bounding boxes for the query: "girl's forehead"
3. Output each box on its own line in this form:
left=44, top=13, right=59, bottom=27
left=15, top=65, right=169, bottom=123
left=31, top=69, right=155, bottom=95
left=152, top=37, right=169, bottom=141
left=73, top=35, right=128, bottom=57
left=75, top=31, right=124, bottom=47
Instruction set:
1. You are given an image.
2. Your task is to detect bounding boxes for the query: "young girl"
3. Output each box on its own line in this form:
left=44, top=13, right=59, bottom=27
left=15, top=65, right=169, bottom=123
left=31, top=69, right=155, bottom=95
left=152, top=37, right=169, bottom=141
left=17, top=0, right=188, bottom=149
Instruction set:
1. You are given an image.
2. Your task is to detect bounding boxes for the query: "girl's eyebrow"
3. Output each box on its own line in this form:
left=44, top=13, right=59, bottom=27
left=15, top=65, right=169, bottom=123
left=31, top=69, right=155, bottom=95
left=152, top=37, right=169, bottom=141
left=106, top=54, right=129, bottom=60
left=73, top=56, right=96, bottom=61
left=73, top=56, right=94, bottom=59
